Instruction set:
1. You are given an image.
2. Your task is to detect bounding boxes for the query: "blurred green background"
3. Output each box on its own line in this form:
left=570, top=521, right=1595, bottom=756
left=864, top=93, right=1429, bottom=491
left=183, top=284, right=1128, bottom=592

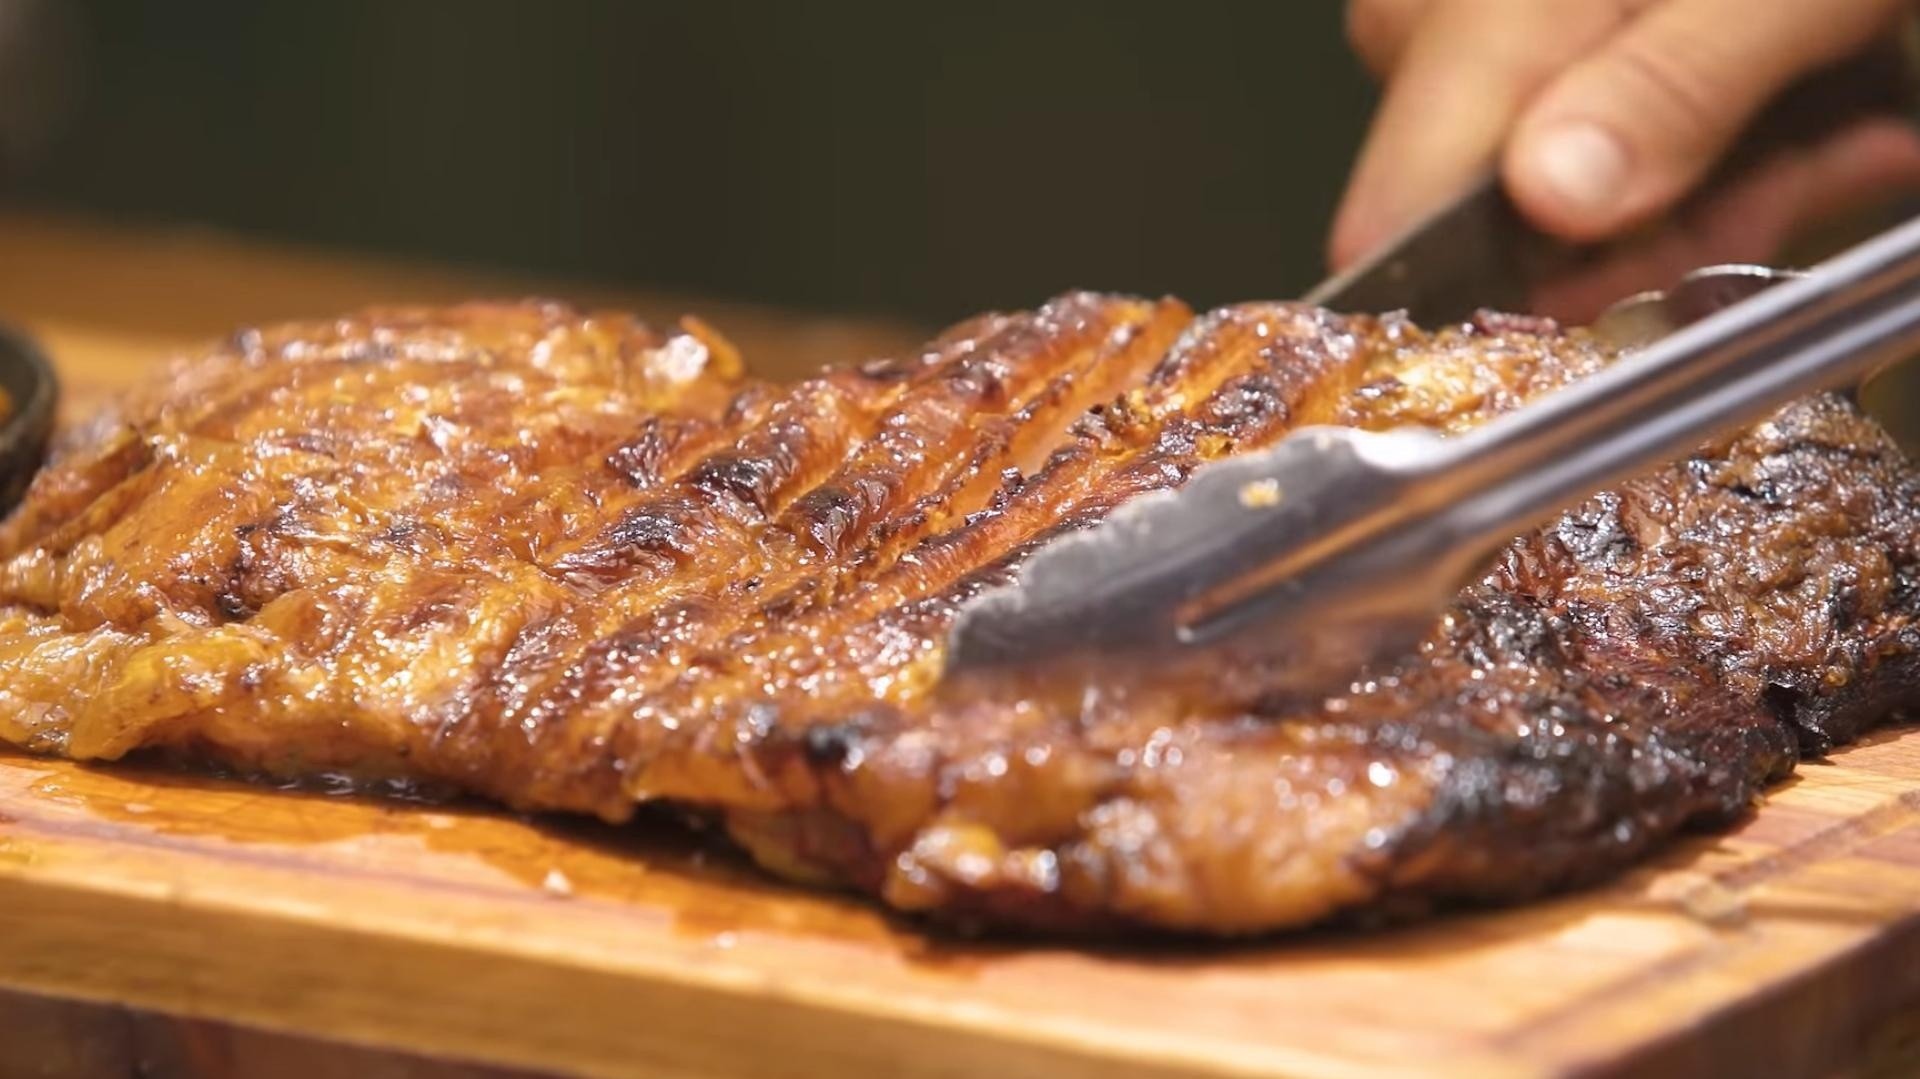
left=0, top=1, right=1376, bottom=324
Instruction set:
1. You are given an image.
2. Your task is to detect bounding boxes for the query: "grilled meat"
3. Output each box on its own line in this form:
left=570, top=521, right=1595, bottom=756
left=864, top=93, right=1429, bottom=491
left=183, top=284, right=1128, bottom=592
left=2, top=296, right=1916, bottom=934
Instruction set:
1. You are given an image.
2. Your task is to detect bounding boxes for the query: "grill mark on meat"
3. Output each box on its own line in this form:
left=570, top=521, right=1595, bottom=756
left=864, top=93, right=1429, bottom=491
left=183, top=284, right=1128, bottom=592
left=0, top=433, right=159, bottom=561
left=614, top=305, right=1377, bottom=813
left=491, top=297, right=1178, bottom=811
left=544, top=309, right=1083, bottom=598
left=604, top=416, right=709, bottom=490
left=830, top=299, right=1191, bottom=583
left=541, top=323, right=964, bottom=587
left=1, top=297, right=1917, bottom=934
left=776, top=294, right=1164, bottom=561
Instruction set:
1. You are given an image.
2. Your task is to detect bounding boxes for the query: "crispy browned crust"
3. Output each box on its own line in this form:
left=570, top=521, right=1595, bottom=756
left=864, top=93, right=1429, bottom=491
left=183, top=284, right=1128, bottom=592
left=3, top=296, right=1916, bottom=934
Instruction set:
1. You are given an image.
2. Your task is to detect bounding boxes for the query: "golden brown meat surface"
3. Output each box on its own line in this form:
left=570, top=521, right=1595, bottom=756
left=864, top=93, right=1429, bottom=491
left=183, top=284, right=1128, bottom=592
left=2, top=296, right=1917, bottom=934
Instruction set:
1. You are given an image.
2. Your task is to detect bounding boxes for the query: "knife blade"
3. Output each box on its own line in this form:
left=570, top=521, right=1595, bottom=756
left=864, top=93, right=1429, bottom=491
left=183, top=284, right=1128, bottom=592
left=1301, top=172, right=1581, bottom=324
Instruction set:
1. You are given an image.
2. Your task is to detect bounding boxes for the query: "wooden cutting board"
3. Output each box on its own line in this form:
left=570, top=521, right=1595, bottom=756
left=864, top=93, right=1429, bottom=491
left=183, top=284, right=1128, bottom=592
left=2, top=735, right=1919, bottom=1079
left=3, top=212, right=1920, bottom=1079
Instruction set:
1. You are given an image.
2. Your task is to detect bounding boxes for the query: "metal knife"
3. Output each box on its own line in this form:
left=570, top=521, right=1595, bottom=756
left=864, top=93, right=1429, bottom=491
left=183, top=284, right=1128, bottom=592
left=1301, top=172, right=1572, bottom=323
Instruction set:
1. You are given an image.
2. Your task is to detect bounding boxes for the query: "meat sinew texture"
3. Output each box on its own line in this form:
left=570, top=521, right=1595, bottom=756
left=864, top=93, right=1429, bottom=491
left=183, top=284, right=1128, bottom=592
left=3, top=296, right=1918, bottom=934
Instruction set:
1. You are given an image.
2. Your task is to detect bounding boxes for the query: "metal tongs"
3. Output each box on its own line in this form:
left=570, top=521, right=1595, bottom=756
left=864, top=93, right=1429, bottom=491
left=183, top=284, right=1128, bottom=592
left=944, top=217, right=1920, bottom=697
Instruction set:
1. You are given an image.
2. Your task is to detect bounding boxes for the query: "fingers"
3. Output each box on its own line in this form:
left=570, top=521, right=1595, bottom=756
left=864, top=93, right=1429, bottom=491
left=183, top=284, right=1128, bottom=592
left=1786, top=117, right=1920, bottom=227
left=1527, top=118, right=1920, bottom=323
left=1504, top=0, right=1912, bottom=241
left=1328, top=0, right=1628, bottom=270
left=1345, top=0, right=1436, bottom=77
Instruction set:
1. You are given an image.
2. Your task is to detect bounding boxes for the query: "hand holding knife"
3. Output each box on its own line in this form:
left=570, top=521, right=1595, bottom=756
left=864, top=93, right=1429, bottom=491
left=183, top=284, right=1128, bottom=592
left=944, top=47, right=1920, bottom=697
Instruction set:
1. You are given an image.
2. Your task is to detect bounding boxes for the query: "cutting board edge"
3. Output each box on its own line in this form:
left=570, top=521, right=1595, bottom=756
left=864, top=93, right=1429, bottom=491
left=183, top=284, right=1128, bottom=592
left=1567, top=907, right=1920, bottom=1079
left=0, top=857, right=1475, bottom=1079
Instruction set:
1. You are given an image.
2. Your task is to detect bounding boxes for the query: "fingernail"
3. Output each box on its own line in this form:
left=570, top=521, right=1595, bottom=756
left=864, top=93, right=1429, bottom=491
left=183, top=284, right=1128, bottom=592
left=1526, top=122, right=1630, bottom=217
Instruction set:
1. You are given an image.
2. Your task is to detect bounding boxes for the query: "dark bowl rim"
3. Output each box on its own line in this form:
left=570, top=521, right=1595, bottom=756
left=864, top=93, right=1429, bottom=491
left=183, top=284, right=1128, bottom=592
left=0, top=324, right=60, bottom=503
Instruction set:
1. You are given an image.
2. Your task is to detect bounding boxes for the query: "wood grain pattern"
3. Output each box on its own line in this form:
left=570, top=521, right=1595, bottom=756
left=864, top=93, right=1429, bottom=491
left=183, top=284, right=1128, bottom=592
left=1846, top=999, right=1920, bottom=1079
left=2, top=213, right=1919, bottom=1079
left=0, top=986, right=540, bottom=1079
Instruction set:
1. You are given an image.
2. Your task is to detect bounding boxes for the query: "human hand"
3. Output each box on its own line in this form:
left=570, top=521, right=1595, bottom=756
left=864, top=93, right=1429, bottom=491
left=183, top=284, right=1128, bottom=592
left=1329, top=0, right=1920, bottom=292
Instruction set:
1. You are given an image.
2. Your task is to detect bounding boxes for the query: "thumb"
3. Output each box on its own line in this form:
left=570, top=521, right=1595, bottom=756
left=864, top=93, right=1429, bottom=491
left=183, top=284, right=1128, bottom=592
left=1502, top=0, right=1910, bottom=242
